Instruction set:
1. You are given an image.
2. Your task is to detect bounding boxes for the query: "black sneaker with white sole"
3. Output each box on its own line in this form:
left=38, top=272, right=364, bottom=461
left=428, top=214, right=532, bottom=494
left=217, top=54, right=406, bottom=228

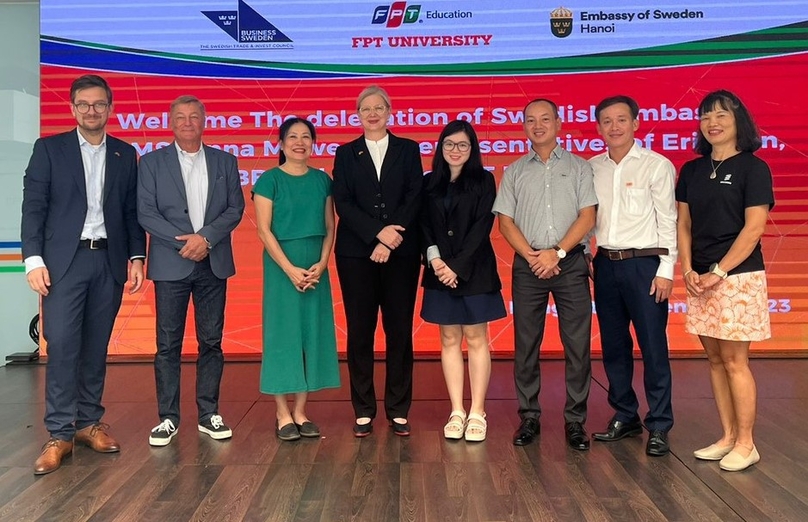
left=149, top=419, right=178, bottom=446
left=198, top=414, right=232, bottom=440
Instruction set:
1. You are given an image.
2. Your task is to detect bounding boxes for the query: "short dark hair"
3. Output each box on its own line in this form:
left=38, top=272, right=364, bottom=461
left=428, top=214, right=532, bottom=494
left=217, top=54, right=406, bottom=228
left=695, top=90, right=761, bottom=155
left=426, top=119, right=486, bottom=196
left=595, top=95, right=639, bottom=121
left=70, top=74, right=113, bottom=105
left=278, top=117, right=317, bottom=165
left=523, top=98, right=559, bottom=119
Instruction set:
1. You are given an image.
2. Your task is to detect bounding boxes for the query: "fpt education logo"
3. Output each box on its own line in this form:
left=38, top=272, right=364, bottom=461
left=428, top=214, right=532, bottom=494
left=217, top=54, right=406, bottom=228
left=373, top=2, right=422, bottom=28
left=202, top=0, right=292, bottom=45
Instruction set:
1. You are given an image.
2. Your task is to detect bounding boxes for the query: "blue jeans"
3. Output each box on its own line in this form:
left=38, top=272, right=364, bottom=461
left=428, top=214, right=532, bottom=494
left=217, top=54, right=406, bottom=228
left=153, top=258, right=227, bottom=425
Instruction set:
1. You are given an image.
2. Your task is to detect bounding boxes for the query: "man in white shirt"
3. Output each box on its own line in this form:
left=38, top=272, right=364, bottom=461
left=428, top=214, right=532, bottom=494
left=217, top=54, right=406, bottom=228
left=588, top=95, right=677, bottom=456
left=138, top=95, right=245, bottom=447
left=22, top=74, right=146, bottom=474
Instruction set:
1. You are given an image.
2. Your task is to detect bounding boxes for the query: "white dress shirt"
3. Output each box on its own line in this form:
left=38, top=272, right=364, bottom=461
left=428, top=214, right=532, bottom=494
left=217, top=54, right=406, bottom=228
left=175, top=142, right=209, bottom=233
left=590, top=142, right=678, bottom=280
left=365, top=134, right=389, bottom=180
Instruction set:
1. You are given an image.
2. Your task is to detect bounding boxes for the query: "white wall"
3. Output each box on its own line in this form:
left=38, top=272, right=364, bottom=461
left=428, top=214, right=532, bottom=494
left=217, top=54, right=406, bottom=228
left=0, top=0, right=41, bottom=365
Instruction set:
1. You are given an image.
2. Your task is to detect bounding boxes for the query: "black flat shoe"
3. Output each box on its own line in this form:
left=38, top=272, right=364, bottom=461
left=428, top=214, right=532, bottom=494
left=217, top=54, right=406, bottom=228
left=295, top=421, right=320, bottom=438
left=592, top=419, right=642, bottom=442
left=353, top=420, right=373, bottom=438
left=390, top=419, right=410, bottom=436
left=512, top=418, right=540, bottom=446
left=646, top=430, right=670, bottom=456
left=276, top=421, right=300, bottom=441
left=565, top=421, right=590, bottom=451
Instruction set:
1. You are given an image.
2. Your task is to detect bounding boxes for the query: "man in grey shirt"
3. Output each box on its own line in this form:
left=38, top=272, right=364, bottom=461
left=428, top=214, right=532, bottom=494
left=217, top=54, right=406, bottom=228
left=492, top=98, right=597, bottom=450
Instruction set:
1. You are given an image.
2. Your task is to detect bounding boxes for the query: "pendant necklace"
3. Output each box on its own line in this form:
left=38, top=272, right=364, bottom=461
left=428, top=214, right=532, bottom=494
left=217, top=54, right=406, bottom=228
left=710, top=157, right=726, bottom=179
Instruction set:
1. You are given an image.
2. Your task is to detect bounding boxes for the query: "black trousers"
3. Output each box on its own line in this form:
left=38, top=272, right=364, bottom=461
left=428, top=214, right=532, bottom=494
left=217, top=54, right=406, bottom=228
left=336, top=254, right=420, bottom=420
left=42, top=248, right=122, bottom=440
left=512, top=251, right=592, bottom=423
left=593, top=254, right=673, bottom=431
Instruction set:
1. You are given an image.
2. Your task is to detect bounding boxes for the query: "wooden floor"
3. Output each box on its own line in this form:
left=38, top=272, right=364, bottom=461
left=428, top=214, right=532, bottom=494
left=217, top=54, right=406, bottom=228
left=0, top=358, right=806, bottom=522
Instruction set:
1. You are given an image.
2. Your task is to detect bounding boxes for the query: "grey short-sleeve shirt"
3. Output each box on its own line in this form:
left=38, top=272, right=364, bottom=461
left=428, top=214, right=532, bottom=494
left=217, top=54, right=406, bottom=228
left=492, top=145, right=597, bottom=249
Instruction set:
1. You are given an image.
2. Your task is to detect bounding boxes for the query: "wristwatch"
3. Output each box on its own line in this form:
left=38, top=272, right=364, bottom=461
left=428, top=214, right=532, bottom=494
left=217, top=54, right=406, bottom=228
left=553, top=245, right=567, bottom=259
left=709, top=263, right=728, bottom=279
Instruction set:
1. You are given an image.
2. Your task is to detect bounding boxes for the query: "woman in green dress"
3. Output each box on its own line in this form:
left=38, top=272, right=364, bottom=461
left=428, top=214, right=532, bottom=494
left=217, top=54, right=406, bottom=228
left=253, top=117, right=340, bottom=441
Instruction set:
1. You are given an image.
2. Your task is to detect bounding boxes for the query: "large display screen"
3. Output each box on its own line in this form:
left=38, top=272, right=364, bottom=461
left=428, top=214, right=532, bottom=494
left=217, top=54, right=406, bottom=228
left=39, top=1, right=808, bottom=356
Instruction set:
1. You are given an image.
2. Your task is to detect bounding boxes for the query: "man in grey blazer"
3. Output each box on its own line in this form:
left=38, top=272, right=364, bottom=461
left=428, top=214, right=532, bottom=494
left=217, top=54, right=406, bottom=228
left=137, top=95, right=245, bottom=446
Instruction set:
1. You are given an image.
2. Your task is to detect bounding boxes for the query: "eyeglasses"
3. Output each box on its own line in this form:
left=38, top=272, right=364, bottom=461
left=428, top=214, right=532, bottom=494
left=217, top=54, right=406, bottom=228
left=359, top=105, right=388, bottom=116
left=442, top=140, right=471, bottom=152
left=73, top=102, right=110, bottom=114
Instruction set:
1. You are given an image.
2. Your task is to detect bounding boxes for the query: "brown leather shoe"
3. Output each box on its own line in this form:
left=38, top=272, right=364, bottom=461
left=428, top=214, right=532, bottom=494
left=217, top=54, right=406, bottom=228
left=34, top=438, right=73, bottom=475
left=75, top=423, right=120, bottom=453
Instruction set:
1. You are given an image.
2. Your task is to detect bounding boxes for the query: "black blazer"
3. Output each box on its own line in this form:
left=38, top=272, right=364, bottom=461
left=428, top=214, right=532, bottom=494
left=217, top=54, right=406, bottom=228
left=420, top=168, right=501, bottom=296
left=21, top=129, right=146, bottom=286
left=332, top=132, right=423, bottom=258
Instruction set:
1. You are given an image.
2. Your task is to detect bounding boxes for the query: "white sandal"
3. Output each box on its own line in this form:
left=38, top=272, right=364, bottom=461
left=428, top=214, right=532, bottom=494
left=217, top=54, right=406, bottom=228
left=443, top=410, right=467, bottom=440
left=464, top=412, right=487, bottom=442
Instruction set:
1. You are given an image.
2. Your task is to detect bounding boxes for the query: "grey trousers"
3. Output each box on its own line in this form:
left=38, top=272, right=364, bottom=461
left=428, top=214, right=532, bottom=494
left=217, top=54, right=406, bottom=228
left=512, top=251, right=592, bottom=423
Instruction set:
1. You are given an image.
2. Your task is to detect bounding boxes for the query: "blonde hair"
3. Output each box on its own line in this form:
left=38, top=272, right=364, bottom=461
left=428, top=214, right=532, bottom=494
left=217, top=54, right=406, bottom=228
left=170, top=95, right=206, bottom=117
left=356, top=85, right=391, bottom=111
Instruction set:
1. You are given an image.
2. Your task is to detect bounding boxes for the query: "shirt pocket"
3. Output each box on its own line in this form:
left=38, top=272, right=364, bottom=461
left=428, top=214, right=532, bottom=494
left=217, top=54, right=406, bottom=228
left=624, top=187, right=650, bottom=216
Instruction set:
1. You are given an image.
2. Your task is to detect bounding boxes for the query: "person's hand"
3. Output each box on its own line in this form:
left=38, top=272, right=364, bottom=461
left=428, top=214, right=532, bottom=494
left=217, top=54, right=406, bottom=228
left=370, top=243, right=391, bottom=263
left=683, top=270, right=701, bottom=296
left=649, top=276, right=672, bottom=303
left=128, top=259, right=145, bottom=294
left=285, top=265, right=311, bottom=292
left=176, top=234, right=209, bottom=261
left=26, top=266, right=51, bottom=296
left=531, top=249, right=561, bottom=279
left=376, top=225, right=405, bottom=249
left=698, top=272, right=723, bottom=291
left=435, top=264, right=458, bottom=289
left=299, top=262, right=325, bottom=291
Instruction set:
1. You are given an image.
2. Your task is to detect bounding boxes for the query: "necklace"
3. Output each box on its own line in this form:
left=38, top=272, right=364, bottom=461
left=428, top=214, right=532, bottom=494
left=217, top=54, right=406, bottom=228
left=710, top=157, right=726, bottom=179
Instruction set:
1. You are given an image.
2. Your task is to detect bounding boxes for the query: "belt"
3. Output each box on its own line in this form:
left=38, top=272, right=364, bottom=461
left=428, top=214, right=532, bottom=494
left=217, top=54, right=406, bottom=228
left=597, top=246, right=667, bottom=261
left=79, top=238, right=108, bottom=250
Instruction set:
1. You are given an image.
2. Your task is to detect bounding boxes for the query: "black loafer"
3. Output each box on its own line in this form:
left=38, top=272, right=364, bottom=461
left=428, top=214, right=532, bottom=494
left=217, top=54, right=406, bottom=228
left=565, top=421, right=590, bottom=451
left=390, top=420, right=410, bottom=437
left=353, top=420, right=373, bottom=438
left=295, top=421, right=320, bottom=438
left=646, top=430, right=670, bottom=456
left=593, top=419, right=643, bottom=442
left=512, top=417, right=540, bottom=446
left=276, top=421, right=300, bottom=441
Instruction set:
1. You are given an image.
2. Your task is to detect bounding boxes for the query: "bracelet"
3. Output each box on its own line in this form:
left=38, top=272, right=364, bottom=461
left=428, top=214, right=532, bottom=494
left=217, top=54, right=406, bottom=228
left=683, top=269, right=694, bottom=277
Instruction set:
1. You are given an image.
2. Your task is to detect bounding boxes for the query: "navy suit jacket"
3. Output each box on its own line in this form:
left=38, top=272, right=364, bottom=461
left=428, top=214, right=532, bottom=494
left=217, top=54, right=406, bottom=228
left=332, top=132, right=423, bottom=258
left=137, top=143, right=245, bottom=281
left=21, top=129, right=146, bottom=286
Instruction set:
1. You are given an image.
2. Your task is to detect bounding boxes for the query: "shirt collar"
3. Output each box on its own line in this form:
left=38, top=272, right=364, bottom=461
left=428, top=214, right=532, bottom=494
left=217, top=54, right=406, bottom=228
left=175, top=141, right=204, bottom=156
left=529, top=144, right=564, bottom=162
left=364, top=133, right=389, bottom=147
left=601, top=142, right=642, bottom=164
left=77, top=128, right=106, bottom=149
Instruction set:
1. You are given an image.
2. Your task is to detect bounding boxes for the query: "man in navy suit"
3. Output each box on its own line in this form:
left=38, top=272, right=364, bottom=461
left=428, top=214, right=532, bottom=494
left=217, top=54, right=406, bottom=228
left=137, top=95, right=244, bottom=447
left=21, top=74, right=146, bottom=475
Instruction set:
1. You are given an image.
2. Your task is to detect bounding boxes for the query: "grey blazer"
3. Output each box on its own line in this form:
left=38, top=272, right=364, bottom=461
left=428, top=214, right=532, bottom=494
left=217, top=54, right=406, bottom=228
left=137, top=143, right=245, bottom=281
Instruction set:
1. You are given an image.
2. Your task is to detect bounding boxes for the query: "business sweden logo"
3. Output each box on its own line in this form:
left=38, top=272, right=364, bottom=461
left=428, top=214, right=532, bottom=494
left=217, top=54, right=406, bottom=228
left=550, top=6, right=573, bottom=38
left=372, top=2, right=422, bottom=28
left=203, top=0, right=292, bottom=43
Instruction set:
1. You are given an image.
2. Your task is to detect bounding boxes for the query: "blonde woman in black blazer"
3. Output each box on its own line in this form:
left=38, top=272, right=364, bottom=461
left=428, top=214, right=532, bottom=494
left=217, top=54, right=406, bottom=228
left=332, top=86, right=424, bottom=437
left=420, top=120, right=506, bottom=442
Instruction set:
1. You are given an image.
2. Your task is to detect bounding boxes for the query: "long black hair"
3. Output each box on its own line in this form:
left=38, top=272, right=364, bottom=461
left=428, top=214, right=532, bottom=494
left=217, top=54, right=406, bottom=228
left=425, top=120, right=486, bottom=196
left=695, top=90, right=761, bottom=156
left=278, top=117, right=317, bottom=165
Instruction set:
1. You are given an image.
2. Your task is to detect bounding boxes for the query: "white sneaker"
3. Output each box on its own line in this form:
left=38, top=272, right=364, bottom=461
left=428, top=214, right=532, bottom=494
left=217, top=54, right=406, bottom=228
left=149, top=419, right=177, bottom=447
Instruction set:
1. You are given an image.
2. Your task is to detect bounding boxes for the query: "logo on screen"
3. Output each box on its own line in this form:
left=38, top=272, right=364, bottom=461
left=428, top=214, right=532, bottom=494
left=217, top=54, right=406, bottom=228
left=550, top=6, right=574, bottom=38
left=203, top=0, right=292, bottom=43
left=373, top=2, right=422, bottom=27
